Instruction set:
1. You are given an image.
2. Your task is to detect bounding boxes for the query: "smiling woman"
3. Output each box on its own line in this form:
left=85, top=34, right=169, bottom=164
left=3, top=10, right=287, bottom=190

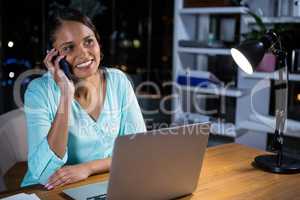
left=52, top=21, right=101, bottom=79
left=21, top=8, right=146, bottom=189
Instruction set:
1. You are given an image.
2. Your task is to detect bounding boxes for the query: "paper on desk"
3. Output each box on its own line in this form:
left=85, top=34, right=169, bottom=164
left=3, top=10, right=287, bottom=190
left=0, top=193, right=40, bottom=200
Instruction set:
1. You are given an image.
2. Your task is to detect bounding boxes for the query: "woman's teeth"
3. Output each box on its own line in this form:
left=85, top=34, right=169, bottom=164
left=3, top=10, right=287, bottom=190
left=76, top=60, right=93, bottom=68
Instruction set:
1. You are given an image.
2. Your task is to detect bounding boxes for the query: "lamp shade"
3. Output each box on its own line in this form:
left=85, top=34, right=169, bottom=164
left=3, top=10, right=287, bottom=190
left=231, top=40, right=267, bottom=74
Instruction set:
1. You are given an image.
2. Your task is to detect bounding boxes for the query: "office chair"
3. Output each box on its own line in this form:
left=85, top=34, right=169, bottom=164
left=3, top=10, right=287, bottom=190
left=0, top=109, right=28, bottom=192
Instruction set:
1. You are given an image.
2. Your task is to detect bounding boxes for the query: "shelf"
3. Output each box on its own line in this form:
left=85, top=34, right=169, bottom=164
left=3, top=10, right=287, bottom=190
left=244, top=16, right=300, bottom=24
left=211, top=121, right=236, bottom=137
left=174, top=113, right=237, bottom=137
left=237, top=120, right=272, bottom=133
left=175, top=112, right=210, bottom=123
left=237, top=120, right=300, bottom=138
left=179, top=7, right=248, bottom=15
left=241, top=71, right=300, bottom=82
left=178, top=47, right=231, bottom=55
left=177, top=70, right=221, bottom=85
left=179, top=85, right=244, bottom=98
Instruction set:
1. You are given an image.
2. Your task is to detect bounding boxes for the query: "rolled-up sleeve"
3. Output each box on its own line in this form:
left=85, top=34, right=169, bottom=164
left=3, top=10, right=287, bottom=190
left=22, top=80, right=67, bottom=186
left=119, top=75, right=146, bottom=135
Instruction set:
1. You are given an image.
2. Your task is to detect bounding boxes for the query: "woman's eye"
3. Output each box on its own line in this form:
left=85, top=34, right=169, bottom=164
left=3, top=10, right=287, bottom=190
left=62, top=45, right=73, bottom=53
left=85, top=39, right=94, bottom=46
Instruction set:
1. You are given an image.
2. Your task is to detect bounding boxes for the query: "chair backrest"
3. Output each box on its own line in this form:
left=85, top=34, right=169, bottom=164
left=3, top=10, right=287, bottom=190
left=0, top=109, right=27, bottom=191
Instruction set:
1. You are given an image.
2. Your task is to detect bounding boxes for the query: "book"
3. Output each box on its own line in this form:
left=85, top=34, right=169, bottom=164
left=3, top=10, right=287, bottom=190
left=176, top=71, right=221, bottom=87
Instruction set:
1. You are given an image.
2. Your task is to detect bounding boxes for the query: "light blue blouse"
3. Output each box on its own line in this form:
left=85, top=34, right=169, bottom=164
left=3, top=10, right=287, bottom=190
left=21, top=68, right=146, bottom=187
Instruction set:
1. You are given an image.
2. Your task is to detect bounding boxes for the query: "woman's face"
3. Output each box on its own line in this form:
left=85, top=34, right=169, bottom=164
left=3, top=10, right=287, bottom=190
left=53, top=20, right=101, bottom=79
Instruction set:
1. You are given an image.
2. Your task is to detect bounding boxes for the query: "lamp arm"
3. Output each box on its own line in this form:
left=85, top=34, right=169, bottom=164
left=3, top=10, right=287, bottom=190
left=271, top=48, right=288, bottom=166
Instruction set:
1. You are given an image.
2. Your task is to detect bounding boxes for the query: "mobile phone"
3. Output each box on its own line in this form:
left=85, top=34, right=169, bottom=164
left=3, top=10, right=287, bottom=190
left=48, top=49, right=73, bottom=81
left=58, top=58, right=73, bottom=80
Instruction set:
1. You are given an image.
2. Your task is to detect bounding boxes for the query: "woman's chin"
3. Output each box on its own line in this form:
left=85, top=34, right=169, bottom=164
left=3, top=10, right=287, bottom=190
left=74, top=66, right=99, bottom=79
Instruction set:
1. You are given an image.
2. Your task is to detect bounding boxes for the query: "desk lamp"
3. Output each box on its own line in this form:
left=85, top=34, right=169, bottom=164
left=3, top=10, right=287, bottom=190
left=231, top=30, right=300, bottom=173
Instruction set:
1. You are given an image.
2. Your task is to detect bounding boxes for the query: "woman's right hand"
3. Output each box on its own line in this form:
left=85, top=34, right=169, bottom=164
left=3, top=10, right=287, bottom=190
left=43, top=48, right=75, bottom=97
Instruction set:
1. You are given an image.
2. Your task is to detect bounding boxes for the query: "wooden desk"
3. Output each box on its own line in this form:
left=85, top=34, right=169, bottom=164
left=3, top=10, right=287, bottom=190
left=1, top=143, right=300, bottom=200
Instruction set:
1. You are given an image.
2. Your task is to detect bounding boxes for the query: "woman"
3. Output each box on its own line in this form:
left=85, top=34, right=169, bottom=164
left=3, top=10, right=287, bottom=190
left=21, top=8, right=146, bottom=190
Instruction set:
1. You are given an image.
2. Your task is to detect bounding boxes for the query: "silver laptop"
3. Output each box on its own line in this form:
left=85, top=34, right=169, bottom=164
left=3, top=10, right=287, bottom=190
left=63, top=122, right=210, bottom=200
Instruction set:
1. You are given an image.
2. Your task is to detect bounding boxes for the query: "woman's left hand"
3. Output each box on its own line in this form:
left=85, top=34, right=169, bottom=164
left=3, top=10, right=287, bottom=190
left=45, top=163, right=92, bottom=190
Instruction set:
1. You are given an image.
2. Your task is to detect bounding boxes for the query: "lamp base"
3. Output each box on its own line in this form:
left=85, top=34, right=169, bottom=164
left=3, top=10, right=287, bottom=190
left=253, top=154, right=300, bottom=174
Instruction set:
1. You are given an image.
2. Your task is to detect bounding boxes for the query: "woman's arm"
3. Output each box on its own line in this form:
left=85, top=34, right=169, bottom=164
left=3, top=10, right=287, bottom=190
left=86, top=158, right=111, bottom=174
left=45, top=48, right=75, bottom=158
left=119, top=72, right=146, bottom=135
left=22, top=50, right=75, bottom=187
left=45, top=158, right=111, bottom=189
left=47, top=93, right=73, bottom=158
left=23, top=77, right=72, bottom=186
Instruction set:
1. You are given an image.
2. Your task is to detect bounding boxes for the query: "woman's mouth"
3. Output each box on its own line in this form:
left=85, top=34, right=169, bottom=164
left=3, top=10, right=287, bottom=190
left=76, top=60, right=93, bottom=69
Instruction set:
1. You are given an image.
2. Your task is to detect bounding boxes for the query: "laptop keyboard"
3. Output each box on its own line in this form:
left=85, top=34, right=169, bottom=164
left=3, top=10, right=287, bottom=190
left=86, top=194, right=107, bottom=200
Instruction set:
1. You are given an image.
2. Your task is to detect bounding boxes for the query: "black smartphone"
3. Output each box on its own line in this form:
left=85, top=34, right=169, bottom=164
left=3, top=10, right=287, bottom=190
left=58, top=58, right=73, bottom=80
left=48, top=48, right=73, bottom=81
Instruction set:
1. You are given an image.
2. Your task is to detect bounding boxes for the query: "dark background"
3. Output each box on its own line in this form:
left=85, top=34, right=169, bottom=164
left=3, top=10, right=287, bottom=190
left=0, top=0, right=300, bottom=137
left=0, top=0, right=174, bottom=115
